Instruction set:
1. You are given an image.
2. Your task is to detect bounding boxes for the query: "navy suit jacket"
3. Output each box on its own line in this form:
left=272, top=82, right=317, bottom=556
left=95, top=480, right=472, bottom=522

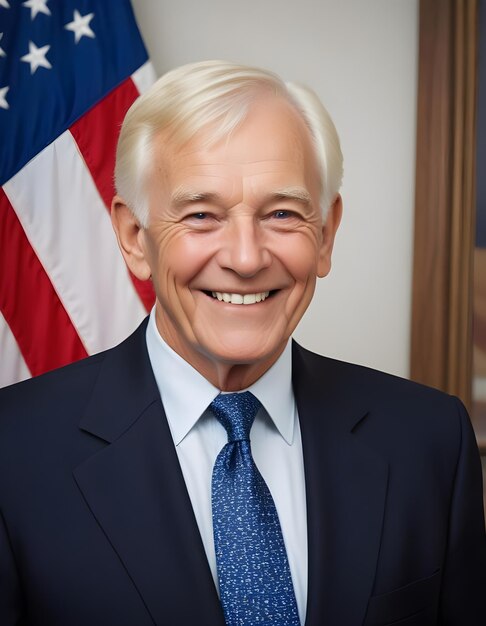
left=1, top=319, right=485, bottom=625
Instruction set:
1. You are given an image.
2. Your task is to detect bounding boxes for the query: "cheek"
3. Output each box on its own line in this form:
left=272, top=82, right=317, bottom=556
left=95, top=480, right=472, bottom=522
left=154, top=231, right=217, bottom=289
left=278, top=236, right=321, bottom=284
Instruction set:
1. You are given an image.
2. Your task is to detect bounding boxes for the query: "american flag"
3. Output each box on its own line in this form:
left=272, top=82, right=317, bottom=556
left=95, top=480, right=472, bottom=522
left=0, top=0, right=155, bottom=388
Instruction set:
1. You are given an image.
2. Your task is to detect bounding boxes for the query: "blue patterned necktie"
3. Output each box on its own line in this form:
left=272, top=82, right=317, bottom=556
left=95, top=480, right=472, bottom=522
left=210, top=391, right=300, bottom=626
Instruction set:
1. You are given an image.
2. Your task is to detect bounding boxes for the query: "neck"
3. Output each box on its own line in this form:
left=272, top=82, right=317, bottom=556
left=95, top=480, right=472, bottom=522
left=204, top=357, right=283, bottom=392
left=154, top=312, right=284, bottom=391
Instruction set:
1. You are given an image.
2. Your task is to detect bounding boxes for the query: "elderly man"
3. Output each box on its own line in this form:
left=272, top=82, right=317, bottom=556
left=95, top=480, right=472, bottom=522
left=0, top=61, right=485, bottom=626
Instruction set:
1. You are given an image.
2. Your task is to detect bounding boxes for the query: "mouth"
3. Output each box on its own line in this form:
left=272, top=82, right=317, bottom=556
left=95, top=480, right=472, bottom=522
left=203, top=290, right=276, bottom=305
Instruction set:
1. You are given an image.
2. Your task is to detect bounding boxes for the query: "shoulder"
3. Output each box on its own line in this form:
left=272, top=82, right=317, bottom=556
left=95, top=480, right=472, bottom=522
left=0, top=319, right=154, bottom=507
left=291, top=341, right=467, bottom=449
left=0, top=350, right=107, bottom=439
left=0, top=319, right=145, bottom=439
left=0, top=318, right=150, bottom=435
left=292, top=340, right=456, bottom=402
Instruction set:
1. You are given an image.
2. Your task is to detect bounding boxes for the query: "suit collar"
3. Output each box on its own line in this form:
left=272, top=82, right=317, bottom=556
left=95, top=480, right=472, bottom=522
left=292, top=342, right=389, bottom=626
left=146, top=307, right=296, bottom=446
left=74, top=319, right=225, bottom=626
left=78, top=317, right=159, bottom=443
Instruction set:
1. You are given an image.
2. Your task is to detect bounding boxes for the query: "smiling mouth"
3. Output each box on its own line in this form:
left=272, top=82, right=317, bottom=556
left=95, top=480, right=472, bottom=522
left=203, top=290, right=275, bottom=305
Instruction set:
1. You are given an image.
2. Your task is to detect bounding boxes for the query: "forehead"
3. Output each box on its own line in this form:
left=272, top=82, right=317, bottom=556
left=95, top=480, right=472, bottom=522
left=150, top=96, right=320, bottom=194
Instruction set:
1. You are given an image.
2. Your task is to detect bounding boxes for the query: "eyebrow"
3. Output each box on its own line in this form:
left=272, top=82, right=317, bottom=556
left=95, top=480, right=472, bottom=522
left=270, top=187, right=312, bottom=205
left=171, top=188, right=219, bottom=207
left=170, top=186, right=312, bottom=208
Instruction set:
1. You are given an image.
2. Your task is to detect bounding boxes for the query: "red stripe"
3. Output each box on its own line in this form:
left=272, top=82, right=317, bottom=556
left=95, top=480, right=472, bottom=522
left=70, top=77, right=138, bottom=209
left=70, top=78, right=155, bottom=312
left=0, top=189, right=88, bottom=376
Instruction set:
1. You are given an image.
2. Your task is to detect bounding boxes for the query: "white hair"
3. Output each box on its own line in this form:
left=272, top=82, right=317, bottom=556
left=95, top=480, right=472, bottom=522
left=115, top=60, right=343, bottom=227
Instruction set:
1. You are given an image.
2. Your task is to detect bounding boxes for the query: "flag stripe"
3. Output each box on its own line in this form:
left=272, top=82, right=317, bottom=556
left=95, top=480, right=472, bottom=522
left=0, top=310, right=31, bottom=388
left=0, top=188, right=88, bottom=376
left=70, top=78, right=139, bottom=210
left=70, top=78, right=155, bottom=312
left=3, top=132, right=146, bottom=356
left=0, top=2, right=155, bottom=388
left=131, top=61, right=158, bottom=95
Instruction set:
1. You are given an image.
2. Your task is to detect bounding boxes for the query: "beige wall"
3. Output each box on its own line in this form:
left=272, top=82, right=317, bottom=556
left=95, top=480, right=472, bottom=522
left=131, top=0, right=418, bottom=378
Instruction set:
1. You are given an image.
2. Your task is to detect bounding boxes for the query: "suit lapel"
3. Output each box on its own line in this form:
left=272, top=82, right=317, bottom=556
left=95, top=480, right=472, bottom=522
left=73, top=321, right=225, bottom=626
left=292, top=343, right=388, bottom=626
left=70, top=324, right=386, bottom=625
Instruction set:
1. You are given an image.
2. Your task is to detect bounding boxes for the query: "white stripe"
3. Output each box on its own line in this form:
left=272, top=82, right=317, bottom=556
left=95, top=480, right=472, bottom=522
left=0, top=311, right=31, bottom=388
left=3, top=131, right=146, bottom=355
left=131, top=61, right=157, bottom=94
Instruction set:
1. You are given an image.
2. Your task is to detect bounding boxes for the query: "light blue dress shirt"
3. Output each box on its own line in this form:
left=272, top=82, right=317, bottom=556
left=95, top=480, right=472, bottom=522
left=145, top=308, right=308, bottom=624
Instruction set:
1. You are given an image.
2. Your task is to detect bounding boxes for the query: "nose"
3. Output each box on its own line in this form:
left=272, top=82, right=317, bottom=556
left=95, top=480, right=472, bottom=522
left=217, top=216, right=272, bottom=277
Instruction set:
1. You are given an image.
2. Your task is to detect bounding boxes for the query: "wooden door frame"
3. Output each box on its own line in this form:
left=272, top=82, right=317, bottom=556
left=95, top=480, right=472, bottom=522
left=411, top=0, right=478, bottom=422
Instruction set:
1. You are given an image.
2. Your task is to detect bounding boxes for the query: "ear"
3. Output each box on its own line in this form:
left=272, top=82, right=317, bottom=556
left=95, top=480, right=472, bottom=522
left=317, top=193, right=343, bottom=278
left=111, top=196, right=152, bottom=281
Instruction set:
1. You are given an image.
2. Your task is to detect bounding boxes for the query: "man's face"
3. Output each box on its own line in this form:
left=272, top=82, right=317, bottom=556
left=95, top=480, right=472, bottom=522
left=134, top=96, right=340, bottom=381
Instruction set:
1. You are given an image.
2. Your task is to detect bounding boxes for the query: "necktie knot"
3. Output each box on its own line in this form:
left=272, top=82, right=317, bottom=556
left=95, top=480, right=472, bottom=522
left=210, top=391, right=261, bottom=442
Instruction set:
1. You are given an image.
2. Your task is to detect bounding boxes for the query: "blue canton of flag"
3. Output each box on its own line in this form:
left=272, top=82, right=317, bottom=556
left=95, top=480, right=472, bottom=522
left=0, top=0, right=148, bottom=185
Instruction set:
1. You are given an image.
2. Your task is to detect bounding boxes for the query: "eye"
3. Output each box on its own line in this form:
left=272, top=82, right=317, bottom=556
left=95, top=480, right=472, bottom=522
left=183, top=211, right=210, bottom=223
left=272, top=209, right=299, bottom=220
left=182, top=211, right=219, bottom=230
left=264, top=208, right=303, bottom=230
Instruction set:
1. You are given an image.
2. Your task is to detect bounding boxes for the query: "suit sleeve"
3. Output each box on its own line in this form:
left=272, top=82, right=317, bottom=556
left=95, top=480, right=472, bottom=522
left=0, top=509, right=24, bottom=625
left=439, top=398, right=486, bottom=624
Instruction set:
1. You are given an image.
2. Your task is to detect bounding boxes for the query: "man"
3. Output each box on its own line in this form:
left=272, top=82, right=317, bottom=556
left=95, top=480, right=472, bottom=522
left=0, top=60, right=485, bottom=625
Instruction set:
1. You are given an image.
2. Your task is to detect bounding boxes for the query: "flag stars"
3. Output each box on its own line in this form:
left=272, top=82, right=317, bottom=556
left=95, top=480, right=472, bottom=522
left=0, top=85, right=9, bottom=110
left=0, top=0, right=9, bottom=8
left=65, top=10, right=95, bottom=44
left=22, top=0, right=50, bottom=20
left=21, top=41, right=52, bottom=74
left=0, top=33, right=5, bottom=58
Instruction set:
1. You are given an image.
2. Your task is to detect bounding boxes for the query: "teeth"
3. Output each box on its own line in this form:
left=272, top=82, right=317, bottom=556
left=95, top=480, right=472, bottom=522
left=211, top=291, right=270, bottom=305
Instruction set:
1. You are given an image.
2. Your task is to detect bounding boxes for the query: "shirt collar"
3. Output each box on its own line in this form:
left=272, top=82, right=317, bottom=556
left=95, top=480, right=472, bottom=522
left=145, top=308, right=295, bottom=446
